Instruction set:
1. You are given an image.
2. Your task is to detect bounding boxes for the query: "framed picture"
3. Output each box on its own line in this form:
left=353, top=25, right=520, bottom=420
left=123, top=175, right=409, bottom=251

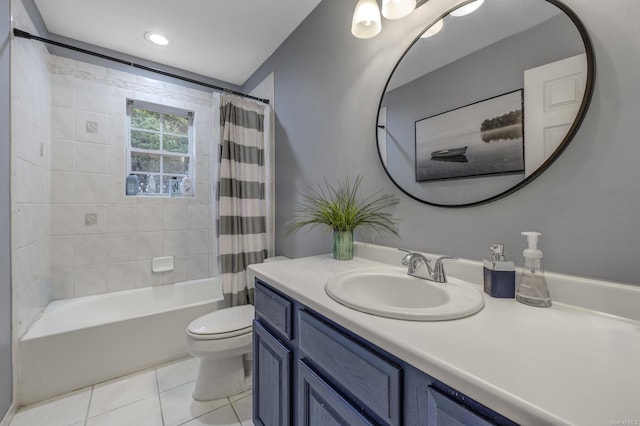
left=415, top=90, right=525, bottom=182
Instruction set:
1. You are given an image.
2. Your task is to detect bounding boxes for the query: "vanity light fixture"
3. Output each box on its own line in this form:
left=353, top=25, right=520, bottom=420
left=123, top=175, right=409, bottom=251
left=420, top=18, right=444, bottom=38
left=381, top=0, right=416, bottom=20
left=351, top=0, right=383, bottom=39
left=449, top=0, right=485, bottom=17
left=144, top=31, right=170, bottom=46
left=352, top=0, right=422, bottom=39
left=420, top=0, right=484, bottom=40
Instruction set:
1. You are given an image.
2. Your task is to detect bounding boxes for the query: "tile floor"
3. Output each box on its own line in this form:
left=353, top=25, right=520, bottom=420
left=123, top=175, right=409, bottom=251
left=10, top=357, right=253, bottom=426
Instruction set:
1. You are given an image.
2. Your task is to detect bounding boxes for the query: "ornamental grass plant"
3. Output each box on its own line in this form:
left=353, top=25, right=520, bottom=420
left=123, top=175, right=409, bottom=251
left=285, top=176, right=400, bottom=238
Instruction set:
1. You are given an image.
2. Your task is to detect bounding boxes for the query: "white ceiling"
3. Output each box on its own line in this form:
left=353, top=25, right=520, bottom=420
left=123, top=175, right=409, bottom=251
left=387, top=0, right=563, bottom=91
left=34, top=0, right=322, bottom=86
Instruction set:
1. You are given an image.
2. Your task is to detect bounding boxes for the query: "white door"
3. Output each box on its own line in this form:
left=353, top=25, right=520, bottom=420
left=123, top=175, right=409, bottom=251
left=523, top=53, right=587, bottom=177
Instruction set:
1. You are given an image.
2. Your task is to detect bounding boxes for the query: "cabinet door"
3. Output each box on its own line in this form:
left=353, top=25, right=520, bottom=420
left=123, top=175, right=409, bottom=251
left=427, top=387, right=495, bottom=426
left=298, top=361, right=374, bottom=426
left=298, top=310, right=401, bottom=425
left=253, top=321, right=292, bottom=426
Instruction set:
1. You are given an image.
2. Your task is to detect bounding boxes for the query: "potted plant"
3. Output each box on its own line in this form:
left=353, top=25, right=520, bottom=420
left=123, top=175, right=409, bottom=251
left=285, top=176, right=400, bottom=260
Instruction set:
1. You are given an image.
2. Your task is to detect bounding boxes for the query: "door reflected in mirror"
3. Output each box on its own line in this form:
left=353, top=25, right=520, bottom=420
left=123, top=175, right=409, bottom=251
left=377, top=0, right=594, bottom=207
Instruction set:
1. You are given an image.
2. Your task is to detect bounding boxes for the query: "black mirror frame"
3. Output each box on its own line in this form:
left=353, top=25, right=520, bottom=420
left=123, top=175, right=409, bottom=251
left=376, top=0, right=596, bottom=208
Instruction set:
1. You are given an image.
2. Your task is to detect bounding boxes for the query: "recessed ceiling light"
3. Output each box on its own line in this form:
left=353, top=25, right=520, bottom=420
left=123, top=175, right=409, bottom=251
left=450, top=0, right=485, bottom=17
left=144, top=32, right=170, bottom=46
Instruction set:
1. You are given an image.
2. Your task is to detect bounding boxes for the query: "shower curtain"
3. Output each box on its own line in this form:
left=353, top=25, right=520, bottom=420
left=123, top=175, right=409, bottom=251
left=216, top=94, right=271, bottom=306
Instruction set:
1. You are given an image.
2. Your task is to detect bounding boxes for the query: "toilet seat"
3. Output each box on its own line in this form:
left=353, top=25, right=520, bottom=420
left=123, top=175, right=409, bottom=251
left=187, top=325, right=252, bottom=340
left=187, top=305, right=254, bottom=340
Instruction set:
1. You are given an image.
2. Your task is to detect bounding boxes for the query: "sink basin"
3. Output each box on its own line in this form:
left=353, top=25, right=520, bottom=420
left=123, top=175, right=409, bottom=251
left=325, top=267, right=484, bottom=321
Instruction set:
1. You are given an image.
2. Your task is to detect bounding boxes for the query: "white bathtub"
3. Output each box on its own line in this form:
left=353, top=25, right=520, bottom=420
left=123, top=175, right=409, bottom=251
left=18, top=278, right=224, bottom=405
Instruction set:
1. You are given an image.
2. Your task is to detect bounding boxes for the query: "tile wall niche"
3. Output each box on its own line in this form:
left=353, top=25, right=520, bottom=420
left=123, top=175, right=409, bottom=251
left=10, top=0, right=52, bottom=340
left=49, top=56, right=216, bottom=299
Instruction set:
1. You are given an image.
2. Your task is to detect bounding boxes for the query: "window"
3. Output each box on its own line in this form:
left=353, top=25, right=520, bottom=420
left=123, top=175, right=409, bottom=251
left=126, top=99, right=194, bottom=195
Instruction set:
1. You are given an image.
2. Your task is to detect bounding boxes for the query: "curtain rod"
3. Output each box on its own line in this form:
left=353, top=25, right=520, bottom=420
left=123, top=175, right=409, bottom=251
left=13, top=28, right=270, bottom=105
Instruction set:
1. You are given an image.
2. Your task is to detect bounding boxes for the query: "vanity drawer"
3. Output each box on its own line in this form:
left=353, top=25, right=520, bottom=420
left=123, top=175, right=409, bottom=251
left=255, top=281, right=293, bottom=340
left=298, top=310, right=401, bottom=425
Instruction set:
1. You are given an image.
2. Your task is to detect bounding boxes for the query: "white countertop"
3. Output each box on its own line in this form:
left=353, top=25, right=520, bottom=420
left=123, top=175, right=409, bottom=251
left=249, top=247, right=640, bottom=426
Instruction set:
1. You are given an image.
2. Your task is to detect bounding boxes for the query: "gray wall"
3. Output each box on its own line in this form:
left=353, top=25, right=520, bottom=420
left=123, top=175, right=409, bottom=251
left=243, top=0, right=640, bottom=287
left=1, top=0, right=13, bottom=418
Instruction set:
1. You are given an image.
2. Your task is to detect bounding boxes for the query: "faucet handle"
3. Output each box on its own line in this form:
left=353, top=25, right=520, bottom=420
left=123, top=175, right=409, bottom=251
left=398, top=248, right=415, bottom=266
left=432, top=256, right=458, bottom=283
left=399, top=248, right=429, bottom=263
left=399, top=249, right=432, bottom=276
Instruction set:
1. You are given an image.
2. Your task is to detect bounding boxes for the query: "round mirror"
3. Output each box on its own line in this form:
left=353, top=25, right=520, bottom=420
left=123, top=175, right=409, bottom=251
left=377, top=0, right=594, bottom=207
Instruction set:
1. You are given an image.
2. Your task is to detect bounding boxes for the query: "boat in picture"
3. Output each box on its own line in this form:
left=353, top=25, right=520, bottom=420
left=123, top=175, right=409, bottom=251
left=431, top=155, right=468, bottom=163
left=430, top=146, right=468, bottom=158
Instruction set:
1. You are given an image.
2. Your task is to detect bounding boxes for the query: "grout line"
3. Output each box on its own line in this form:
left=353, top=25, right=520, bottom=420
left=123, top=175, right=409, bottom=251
left=85, top=396, right=160, bottom=422
left=83, top=386, right=94, bottom=426
left=159, top=379, right=197, bottom=396
left=83, top=370, right=161, bottom=422
left=154, top=357, right=199, bottom=394
left=229, top=398, right=242, bottom=425
left=175, top=401, right=232, bottom=426
left=154, top=366, right=165, bottom=426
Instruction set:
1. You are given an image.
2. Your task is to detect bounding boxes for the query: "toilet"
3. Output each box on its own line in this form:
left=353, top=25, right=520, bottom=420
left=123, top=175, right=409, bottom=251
left=186, top=304, right=254, bottom=401
left=186, top=256, right=290, bottom=401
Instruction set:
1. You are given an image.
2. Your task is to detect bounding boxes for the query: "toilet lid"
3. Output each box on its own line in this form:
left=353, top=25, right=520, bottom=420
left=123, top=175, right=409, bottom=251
left=188, top=304, right=254, bottom=336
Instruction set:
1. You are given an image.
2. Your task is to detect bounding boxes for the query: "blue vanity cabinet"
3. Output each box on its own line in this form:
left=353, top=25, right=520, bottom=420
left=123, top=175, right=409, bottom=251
left=255, top=280, right=293, bottom=341
left=253, top=321, right=292, bottom=426
left=298, top=310, right=401, bottom=425
left=253, top=282, right=295, bottom=426
left=426, top=386, right=495, bottom=426
left=254, top=279, right=517, bottom=426
left=297, top=360, right=375, bottom=426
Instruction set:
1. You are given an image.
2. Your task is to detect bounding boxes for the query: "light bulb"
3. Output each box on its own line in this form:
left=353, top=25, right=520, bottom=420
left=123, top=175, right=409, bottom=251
left=450, top=0, right=485, bottom=17
left=382, top=0, right=416, bottom=20
left=351, top=0, right=382, bottom=39
left=421, top=19, right=444, bottom=38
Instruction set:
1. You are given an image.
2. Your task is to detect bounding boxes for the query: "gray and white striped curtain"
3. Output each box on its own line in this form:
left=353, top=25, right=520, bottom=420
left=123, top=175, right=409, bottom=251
left=217, top=94, right=269, bottom=306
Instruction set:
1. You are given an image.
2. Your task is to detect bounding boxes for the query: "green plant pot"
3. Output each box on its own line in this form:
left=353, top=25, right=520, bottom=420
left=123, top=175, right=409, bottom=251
left=333, top=230, right=354, bottom=260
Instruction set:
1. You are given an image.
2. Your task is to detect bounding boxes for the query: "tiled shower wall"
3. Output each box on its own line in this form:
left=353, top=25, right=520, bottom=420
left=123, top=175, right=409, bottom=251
left=11, top=0, right=52, bottom=339
left=49, top=56, right=217, bottom=299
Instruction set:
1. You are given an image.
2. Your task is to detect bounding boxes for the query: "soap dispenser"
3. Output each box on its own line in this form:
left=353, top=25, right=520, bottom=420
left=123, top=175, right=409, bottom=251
left=516, top=232, right=551, bottom=307
left=483, top=244, right=516, bottom=298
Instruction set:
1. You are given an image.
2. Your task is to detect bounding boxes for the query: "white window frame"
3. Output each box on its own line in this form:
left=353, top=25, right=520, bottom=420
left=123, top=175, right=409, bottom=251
left=126, top=99, right=195, bottom=196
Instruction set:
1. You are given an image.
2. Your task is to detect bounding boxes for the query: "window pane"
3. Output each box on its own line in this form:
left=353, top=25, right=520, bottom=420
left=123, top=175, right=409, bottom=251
left=163, top=156, right=190, bottom=174
left=131, top=108, right=160, bottom=131
left=131, top=130, right=160, bottom=150
left=164, top=134, right=189, bottom=153
left=131, top=153, right=161, bottom=173
left=163, top=114, right=189, bottom=135
left=128, top=103, right=194, bottom=197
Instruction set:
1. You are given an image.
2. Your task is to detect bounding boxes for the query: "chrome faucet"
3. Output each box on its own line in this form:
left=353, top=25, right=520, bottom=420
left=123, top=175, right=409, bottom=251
left=399, top=249, right=458, bottom=283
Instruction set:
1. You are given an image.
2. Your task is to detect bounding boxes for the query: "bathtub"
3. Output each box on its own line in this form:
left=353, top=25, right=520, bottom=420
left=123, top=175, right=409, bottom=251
left=18, top=278, right=224, bottom=405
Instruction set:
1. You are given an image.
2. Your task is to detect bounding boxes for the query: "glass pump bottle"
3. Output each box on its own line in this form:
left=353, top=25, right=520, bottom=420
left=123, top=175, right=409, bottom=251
left=516, top=232, right=551, bottom=307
